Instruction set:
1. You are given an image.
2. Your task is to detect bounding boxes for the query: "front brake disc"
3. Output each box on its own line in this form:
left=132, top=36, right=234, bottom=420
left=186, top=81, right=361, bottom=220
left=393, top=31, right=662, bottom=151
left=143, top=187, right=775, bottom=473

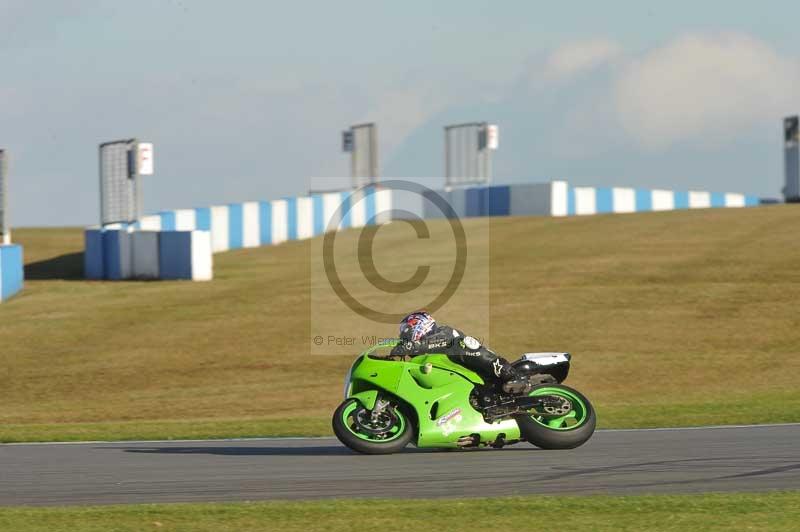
left=354, top=406, right=398, bottom=435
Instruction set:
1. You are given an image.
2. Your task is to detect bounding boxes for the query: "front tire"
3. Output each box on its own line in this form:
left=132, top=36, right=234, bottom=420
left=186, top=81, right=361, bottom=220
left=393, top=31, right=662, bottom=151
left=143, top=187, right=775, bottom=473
left=332, top=397, right=414, bottom=455
left=516, top=384, right=596, bottom=450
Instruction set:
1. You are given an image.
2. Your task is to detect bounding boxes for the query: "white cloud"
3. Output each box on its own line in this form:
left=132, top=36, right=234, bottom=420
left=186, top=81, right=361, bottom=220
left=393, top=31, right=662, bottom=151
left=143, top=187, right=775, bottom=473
left=0, top=1, right=98, bottom=50
left=615, top=33, right=800, bottom=148
left=361, top=84, right=453, bottom=157
left=545, top=39, right=622, bottom=80
left=355, top=72, right=499, bottom=159
left=357, top=87, right=443, bottom=156
left=382, top=32, right=800, bottom=177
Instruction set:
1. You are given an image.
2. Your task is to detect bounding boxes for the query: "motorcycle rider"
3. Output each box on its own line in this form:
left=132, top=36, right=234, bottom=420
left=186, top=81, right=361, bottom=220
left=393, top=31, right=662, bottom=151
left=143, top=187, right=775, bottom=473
left=390, top=311, right=532, bottom=394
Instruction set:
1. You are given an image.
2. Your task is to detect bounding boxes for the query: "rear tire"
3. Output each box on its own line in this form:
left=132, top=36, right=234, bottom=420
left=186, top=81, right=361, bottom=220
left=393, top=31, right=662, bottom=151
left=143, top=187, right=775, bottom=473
left=332, top=397, right=414, bottom=455
left=516, top=384, right=596, bottom=450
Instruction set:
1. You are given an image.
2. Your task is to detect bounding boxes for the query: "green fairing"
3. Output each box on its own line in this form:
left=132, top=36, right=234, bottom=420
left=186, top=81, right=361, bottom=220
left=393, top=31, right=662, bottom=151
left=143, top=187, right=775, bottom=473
left=346, top=347, right=519, bottom=448
left=349, top=389, right=379, bottom=410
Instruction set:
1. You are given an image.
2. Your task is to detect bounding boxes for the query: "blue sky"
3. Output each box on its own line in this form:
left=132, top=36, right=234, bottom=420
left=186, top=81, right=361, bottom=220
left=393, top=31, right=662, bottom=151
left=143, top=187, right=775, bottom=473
left=2, top=0, right=799, bottom=225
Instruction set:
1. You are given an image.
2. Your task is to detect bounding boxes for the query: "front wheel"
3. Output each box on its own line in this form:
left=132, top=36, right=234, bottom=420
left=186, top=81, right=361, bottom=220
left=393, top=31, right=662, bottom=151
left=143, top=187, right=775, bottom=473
left=332, top=397, right=414, bottom=454
left=516, top=384, right=596, bottom=450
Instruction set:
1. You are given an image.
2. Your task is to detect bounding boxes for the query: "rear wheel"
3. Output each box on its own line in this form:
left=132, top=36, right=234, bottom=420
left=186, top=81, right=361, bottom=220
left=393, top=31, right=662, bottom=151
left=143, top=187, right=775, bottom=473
left=516, top=384, right=596, bottom=450
left=332, top=397, right=414, bottom=454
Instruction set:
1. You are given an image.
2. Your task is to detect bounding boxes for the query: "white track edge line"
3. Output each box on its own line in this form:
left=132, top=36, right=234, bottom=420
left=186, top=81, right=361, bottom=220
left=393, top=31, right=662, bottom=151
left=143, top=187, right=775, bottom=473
left=0, top=436, right=335, bottom=446
left=2, top=422, right=799, bottom=446
left=598, top=422, right=800, bottom=433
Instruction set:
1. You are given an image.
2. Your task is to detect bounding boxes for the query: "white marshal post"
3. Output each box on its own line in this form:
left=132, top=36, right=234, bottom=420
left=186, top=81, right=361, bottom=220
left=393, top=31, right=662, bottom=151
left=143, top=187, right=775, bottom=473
left=444, top=122, right=498, bottom=187
left=784, top=116, right=799, bottom=203
left=483, top=124, right=499, bottom=185
left=137, top=142, right=154, bottom=177
left=342, top=123, right=378, bottom=188
left=99, top=139, right=154, bottom=225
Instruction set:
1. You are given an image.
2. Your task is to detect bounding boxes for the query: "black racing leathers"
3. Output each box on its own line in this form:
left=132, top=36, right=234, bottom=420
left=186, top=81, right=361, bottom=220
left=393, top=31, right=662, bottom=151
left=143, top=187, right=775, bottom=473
left=390, top=325, right=519, bottom=383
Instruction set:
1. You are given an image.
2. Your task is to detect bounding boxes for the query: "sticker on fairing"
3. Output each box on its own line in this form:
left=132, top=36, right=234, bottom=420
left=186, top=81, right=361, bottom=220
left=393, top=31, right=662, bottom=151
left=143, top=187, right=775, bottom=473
left=492, top=359, right=503, bottom=377
left=436, top=408, right=463, bottom=436
left=463, top=336, right=480, bottom=350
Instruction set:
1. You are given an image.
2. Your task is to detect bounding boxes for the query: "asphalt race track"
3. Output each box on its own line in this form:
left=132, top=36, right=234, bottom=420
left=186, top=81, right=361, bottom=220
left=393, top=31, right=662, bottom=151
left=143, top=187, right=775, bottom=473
left=1, top=424, right=798, bottom=506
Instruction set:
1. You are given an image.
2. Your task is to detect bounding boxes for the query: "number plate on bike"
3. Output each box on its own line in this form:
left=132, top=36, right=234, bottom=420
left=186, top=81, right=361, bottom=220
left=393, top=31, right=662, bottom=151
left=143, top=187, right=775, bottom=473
left=521, top=352, right=570, bottom=366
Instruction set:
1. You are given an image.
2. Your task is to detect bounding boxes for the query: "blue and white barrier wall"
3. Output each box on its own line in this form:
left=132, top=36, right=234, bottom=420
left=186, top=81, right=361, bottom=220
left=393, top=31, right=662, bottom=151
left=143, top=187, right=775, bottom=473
left=87, top=180, right=754, bottom=282
left=130, top=186, right=391, bottom=254
left=423, top=181, right=759, bottom=218
left=0, top=244, right=24, bottom=302
left=84, top=186, right=393, bottom=280
left=565, top=185, right=757, bottom=216
left=85, top=227, right=213, bottom=281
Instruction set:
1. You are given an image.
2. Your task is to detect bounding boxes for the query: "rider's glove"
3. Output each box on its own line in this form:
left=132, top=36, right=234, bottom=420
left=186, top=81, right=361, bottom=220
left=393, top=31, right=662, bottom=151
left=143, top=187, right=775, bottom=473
left=389, top=344, right=405, bottom=357
left=390, top=340, right=419, bottom=357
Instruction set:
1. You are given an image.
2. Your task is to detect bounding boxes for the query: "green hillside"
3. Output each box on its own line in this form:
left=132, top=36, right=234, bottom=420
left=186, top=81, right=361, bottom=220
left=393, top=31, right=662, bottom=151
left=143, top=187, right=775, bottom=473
left=1, top=206, right=799, bottom=442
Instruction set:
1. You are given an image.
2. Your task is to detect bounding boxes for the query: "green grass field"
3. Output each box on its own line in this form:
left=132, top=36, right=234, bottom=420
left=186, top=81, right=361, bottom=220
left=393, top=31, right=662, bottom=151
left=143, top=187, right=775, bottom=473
left=1, top=492, right=798, bottom=531
left=1, top=206, right=800, bottom=442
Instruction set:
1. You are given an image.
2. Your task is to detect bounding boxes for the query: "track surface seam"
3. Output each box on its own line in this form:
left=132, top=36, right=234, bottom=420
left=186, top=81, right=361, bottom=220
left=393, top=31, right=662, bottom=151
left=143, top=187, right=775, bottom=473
left=1, top=424, right=798, bottom=506
left=5, top=422, right=798, bottom=446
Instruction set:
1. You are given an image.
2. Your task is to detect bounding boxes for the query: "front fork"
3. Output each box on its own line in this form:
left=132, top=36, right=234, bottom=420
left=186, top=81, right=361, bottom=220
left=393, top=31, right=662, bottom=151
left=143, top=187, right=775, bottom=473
left=349, top=389, right=393, bottom=423
left=370, top=397, right=391, bottom=423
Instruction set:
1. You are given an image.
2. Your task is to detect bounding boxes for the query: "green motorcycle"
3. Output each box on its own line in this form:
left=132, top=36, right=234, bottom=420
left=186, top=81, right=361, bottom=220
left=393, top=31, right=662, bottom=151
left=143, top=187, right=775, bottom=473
left=332, top=342, right=596, bottom=454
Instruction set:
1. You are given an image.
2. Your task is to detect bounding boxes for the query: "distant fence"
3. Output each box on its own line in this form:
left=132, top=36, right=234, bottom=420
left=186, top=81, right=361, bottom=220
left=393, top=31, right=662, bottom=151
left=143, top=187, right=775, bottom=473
left=84, top=180, right=761, bottom=282
left=84, top=187, right=392, bottom=281
left=0, top=244, right=24, bottom=302
left=423, top=181, right=760, bottom=218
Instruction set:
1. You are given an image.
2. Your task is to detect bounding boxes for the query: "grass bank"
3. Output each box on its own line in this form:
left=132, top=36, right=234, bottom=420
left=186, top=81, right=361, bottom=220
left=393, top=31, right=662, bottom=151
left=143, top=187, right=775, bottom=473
left=1, top=492, right=798, bottom=531
left=1, top=206, right=799, bottom=441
